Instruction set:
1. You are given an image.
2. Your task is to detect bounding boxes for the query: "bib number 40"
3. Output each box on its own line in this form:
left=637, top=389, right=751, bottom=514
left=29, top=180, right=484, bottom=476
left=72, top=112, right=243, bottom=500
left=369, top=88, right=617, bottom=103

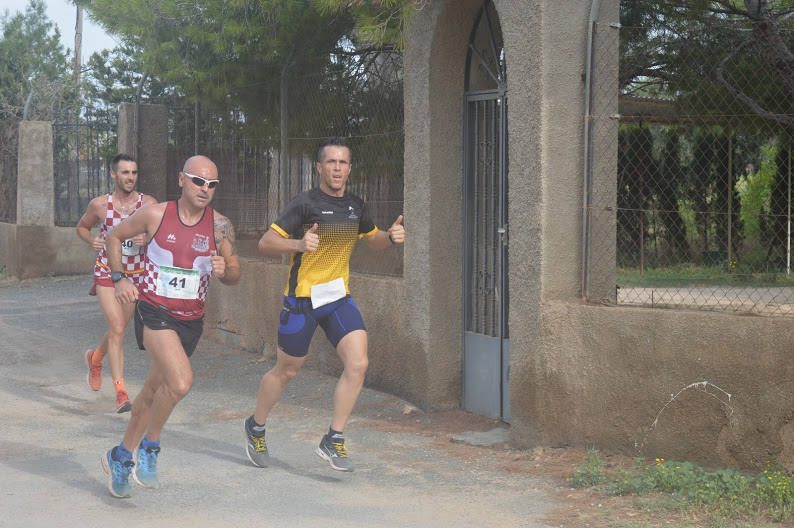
left=121, top=238, right=139, bottom=256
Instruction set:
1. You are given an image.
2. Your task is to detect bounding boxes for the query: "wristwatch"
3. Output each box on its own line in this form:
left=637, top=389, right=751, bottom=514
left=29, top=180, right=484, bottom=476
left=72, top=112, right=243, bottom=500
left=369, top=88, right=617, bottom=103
left=110, top=271, right=126, bottom=284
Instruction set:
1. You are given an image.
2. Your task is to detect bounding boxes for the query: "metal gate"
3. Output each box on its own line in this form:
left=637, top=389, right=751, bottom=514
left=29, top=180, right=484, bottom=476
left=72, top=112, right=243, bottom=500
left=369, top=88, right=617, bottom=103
left=53, top=112, right=118, bottom=226
left=462, top=0, right=509, bottom=421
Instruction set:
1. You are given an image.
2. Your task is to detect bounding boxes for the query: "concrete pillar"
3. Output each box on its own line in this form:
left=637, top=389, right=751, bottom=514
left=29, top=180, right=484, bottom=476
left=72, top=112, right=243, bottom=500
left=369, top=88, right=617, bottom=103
left=585, top=0, right=620, bottom=303
left=17, top=121, right=54, bottom=226
left=118, top=103, right=168, bottom=201
left=403, top=0, right=487, bottom=410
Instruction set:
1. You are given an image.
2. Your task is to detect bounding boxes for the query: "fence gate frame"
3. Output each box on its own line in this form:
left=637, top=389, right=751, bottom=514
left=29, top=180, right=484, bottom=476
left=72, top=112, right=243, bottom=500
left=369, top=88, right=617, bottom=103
left=462, top=0, right=510, bottom=422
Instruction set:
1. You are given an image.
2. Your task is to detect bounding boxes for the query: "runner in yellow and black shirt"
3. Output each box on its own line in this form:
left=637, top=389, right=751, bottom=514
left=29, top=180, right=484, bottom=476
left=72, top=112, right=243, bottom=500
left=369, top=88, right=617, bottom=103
left=244, top=137, right=405, bottom=473
left=271, top=186, right=377, bottom=298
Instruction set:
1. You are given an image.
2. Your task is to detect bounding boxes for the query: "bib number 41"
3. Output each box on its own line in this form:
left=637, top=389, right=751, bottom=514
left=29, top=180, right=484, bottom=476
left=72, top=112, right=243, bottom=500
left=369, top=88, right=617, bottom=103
left=156, top=265, right=200, bottom=300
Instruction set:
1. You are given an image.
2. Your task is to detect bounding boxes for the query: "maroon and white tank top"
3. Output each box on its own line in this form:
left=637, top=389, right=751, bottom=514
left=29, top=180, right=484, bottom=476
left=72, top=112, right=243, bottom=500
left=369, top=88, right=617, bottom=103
left=138, top=201, right=216, bottom=320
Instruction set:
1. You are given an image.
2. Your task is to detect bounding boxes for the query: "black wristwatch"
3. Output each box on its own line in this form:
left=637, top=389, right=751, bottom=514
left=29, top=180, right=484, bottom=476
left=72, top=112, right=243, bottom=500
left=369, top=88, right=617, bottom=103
left=110, top=271, right=126, bottom=284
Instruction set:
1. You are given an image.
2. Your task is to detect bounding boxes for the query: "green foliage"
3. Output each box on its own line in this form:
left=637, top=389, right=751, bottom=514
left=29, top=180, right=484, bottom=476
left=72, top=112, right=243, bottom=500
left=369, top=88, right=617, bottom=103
left=620, top=1, right=794, bottom=130
left=315, top=0, right=420, bottom=48
left=736, top=144, right=778, bottom=242
left=0, top=0, right=73, bottom=120
left=573, top=453, right=794, bottom=523
left=85, top=0, right=356, bottom=122
left=570, top=449, right=607, bottom=488
left=606, top=458, right=658, bottom=496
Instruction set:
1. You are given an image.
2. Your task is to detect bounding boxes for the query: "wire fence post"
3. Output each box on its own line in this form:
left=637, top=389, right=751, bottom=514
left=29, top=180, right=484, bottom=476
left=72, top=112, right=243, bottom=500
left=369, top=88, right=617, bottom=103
left=728, top=130, right=733, bottom=264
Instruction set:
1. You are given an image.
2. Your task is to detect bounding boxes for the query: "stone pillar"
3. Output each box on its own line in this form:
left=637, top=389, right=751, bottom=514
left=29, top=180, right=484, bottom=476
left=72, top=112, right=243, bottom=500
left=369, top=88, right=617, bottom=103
left=118, top=103, right=168, bottom=201
left=17, top=121, right=54, bottom=226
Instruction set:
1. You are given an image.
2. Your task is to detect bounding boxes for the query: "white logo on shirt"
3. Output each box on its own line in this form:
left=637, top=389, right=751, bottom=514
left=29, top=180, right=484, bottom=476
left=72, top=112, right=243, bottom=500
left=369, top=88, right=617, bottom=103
left=321, top=210, right=334, bottom=215
left=167, top=233, right=177, bottom=243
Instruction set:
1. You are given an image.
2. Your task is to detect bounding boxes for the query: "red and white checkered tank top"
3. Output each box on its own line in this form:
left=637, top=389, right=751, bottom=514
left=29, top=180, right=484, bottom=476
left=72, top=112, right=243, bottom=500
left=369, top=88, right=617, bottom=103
left=94, top=193, right=146, bottom=278
left=138, top=201, right=216, bottom=320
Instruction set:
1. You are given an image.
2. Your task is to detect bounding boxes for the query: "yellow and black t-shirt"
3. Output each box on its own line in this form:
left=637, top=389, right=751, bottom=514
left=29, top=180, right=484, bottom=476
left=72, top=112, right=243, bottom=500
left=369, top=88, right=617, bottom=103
left=271, top=187, right=378, bottom=297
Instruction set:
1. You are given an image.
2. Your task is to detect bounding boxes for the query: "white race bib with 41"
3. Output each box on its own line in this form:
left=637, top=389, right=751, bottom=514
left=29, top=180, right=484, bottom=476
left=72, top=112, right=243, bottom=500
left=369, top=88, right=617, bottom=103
left=156, top=265, right=200, bottom=300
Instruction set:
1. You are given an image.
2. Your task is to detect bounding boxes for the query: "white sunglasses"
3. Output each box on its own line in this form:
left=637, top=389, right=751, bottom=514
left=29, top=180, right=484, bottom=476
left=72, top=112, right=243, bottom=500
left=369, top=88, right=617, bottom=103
left=182, top=172, right=219, bottom=189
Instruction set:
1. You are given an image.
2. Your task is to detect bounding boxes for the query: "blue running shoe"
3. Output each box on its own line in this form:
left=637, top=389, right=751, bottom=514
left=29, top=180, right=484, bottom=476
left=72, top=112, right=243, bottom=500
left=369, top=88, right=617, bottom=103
left=132, top=444, right=160, bottom=488
left=101, top=448, right=133, bottom=498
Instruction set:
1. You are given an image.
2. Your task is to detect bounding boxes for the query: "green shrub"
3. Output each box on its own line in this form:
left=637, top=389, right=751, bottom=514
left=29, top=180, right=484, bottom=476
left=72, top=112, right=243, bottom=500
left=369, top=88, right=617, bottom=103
left=570, top=449, right=607, bottom=488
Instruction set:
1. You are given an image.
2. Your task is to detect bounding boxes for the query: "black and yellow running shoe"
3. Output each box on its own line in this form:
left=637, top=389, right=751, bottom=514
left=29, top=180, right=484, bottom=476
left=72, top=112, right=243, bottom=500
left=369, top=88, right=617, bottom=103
left=244, top=416, right=270, bottom=467
left=316, top=433, right=353, bottom=472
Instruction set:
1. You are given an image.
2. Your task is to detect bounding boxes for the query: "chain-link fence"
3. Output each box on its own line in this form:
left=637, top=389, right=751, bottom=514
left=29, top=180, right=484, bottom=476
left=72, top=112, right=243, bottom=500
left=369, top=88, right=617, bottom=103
left=166, top=104, right=274, bottom=236
left=53, top=110, right=118, bottom=226
left=167, top=49, right=404, bottom=276
left=585, top=3, right=794, bottom=316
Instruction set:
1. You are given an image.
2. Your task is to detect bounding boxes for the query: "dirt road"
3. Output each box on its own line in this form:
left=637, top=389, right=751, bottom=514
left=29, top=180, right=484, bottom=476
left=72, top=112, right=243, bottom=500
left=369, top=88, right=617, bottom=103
left=0, top=275, right=558, bottom=528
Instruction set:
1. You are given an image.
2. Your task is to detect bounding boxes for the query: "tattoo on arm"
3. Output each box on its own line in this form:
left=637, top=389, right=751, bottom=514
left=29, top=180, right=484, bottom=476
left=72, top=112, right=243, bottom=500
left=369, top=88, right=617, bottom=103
left=214, top=215, right=238, bottom=255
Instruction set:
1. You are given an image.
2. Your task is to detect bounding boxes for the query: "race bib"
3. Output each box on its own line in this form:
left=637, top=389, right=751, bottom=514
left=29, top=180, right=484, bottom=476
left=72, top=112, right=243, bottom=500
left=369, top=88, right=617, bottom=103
left=156, top=265, right=200, bottom=300
left=121, top=238, right=139, bottom=256
left=310, top=277, right=346, bottom=309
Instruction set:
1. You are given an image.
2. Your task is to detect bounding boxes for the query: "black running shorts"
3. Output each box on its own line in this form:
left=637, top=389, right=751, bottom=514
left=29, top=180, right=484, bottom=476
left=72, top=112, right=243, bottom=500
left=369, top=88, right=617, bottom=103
left=134, top=300, right=204, bottom=357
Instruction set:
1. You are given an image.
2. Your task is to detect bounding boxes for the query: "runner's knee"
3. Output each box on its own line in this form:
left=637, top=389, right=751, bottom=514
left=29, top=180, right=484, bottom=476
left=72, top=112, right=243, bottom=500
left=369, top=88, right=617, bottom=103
left=343, top=354, right=368, bottom=377
left=272, top=363, right=301, bottom=383
left=167, top=375, right=193, bottom=400
left=106, top=318, right=127, bottom=338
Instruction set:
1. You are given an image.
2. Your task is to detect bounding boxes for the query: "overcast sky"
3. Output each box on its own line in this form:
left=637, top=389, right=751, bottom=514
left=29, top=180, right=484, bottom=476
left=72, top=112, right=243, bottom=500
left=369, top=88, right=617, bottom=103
left=4, top=0, right=119, bottom=60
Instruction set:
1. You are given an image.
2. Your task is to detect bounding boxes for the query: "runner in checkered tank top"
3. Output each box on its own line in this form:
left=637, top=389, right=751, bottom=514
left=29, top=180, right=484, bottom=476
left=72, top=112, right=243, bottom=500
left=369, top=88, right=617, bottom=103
left=94, top=192, right=146, bottom=286
left=76, top=154, right=157, bottom=413
left=99, top=155, right=240, bottom=498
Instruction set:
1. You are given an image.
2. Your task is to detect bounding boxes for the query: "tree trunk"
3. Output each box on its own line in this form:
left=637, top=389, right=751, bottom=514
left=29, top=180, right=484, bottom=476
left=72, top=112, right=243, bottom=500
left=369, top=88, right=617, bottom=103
left=745, top=0, right=794, bottom=99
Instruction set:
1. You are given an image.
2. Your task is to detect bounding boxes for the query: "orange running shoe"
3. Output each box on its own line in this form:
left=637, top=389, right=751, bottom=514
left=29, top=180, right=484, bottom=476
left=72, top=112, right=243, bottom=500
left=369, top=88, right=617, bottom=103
left=116, top=390, right=131, bottom=414
left=116, top=391, right=132, bottom=414
left=85, top=349, right=102, bottom=391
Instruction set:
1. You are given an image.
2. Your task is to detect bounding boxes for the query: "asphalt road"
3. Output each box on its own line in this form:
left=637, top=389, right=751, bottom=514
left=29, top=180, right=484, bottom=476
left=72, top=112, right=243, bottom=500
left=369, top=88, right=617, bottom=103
left=0, top=275, right=556, bottom=528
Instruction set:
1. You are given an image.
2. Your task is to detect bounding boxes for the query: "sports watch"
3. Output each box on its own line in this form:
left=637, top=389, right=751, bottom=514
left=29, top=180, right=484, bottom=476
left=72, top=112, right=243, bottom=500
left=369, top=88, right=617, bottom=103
left=110, top=271, right=126, bottom=284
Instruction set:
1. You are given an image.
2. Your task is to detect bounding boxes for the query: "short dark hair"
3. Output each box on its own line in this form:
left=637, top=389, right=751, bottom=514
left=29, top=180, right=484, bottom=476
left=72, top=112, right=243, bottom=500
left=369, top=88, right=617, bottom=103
left=317, top=137, right=352, bottom=163
left=111, top=153, right=136, bottom=174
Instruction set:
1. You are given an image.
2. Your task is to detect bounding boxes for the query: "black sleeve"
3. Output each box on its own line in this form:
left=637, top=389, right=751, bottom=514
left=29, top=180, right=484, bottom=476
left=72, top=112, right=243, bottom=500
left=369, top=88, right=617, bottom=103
left=358, top=200, right=376, bottom=235
left=273, top=194, right=307, bottom=238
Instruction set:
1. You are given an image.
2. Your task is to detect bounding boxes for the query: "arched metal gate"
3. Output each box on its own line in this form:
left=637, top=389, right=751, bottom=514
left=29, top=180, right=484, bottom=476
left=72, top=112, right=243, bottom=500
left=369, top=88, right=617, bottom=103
left=462, top=0, right=510, bottom=421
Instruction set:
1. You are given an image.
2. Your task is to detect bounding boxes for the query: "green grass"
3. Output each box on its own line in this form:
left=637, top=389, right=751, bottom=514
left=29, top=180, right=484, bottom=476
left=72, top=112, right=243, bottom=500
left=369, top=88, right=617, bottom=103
left=618, top=265, right=794, bottom=288
left=608, top=521, right=777, bottom=528
left=570, top=452, right=794, bottom=525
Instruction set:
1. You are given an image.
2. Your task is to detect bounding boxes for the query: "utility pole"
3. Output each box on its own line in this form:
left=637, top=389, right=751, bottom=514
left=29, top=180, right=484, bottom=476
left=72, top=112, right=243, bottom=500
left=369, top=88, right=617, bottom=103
left=72, top=4, right=83, bottom=90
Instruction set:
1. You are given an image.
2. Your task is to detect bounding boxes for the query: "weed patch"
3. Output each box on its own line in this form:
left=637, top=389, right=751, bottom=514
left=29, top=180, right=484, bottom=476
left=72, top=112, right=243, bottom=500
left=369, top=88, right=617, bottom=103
left=572, top=452, right=794, bottom=524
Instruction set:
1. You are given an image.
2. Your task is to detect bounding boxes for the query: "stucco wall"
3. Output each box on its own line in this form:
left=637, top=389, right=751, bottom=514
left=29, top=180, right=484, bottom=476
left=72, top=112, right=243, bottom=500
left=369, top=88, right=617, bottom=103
left=539, top=301, right=794, bottom=468
left=0, top=224, right=95, bottom=279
